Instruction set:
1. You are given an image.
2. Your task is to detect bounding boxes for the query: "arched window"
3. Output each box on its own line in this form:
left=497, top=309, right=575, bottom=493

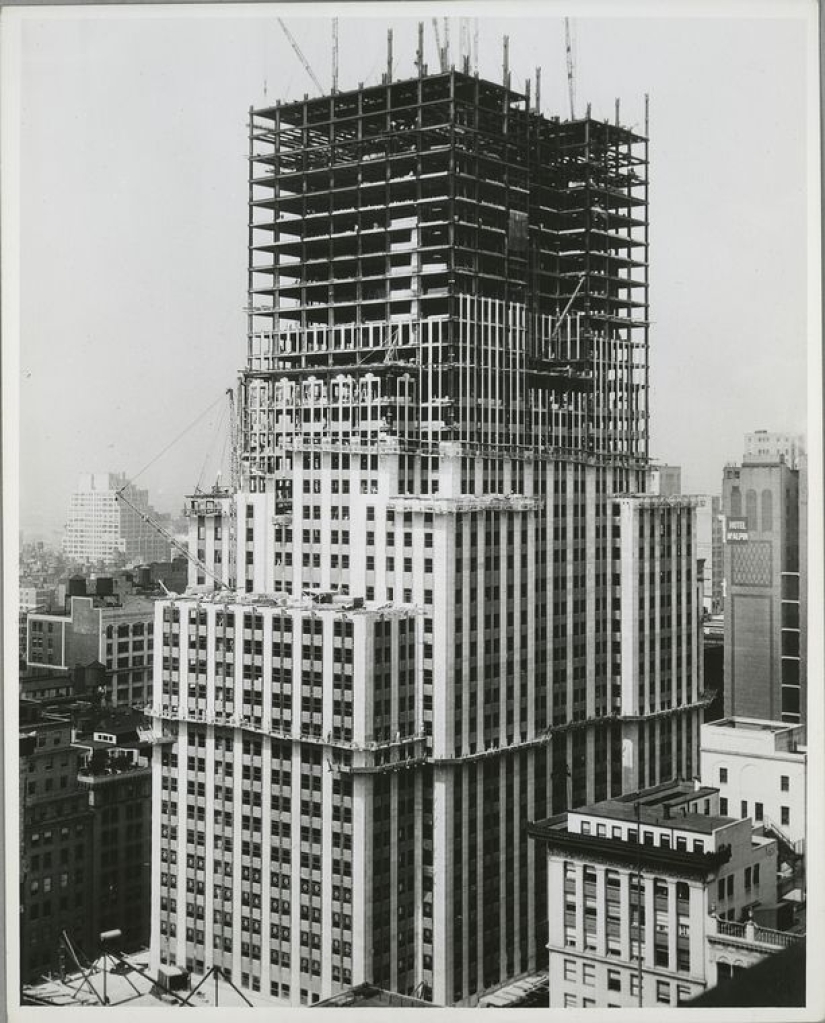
left=730, top=487, right=742, bottom=517
left=746, top=489, right=758, bottom=530
left=761, top=489, right=773, bottom=532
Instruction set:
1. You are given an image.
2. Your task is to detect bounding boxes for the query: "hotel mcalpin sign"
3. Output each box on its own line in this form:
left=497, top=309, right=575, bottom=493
left=726, top=517, right=749, bottom=543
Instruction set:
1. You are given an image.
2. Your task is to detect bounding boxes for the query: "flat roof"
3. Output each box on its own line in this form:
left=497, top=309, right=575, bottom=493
left=710, top=718, right=790, bottom=732
left=578, top=801, right=732, bottom=835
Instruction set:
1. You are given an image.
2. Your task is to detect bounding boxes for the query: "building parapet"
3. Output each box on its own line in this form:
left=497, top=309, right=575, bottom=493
left=147, top=703, right=427, bottom=752
left=77, top=765, right=152, bottom=787
left=613, top=493, right=706, bottom=509
left=184, top=491, right=234, bottom=516
left=387, top=495, right=543, bottom=515
left=708, top=915, right=804, bottom=952
left=160, top=590, right=419, bottom=617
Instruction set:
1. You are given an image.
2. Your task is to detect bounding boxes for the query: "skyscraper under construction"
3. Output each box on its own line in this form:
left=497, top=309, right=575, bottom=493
left=149, top=64, right=707, bottom=1006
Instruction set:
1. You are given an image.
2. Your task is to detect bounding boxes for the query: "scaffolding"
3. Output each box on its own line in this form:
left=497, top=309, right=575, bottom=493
left=243, top=70, right=650, bottom=479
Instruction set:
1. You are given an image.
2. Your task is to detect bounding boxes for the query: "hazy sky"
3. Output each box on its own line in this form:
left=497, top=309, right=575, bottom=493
left=9, top=3, right=814, bottom=536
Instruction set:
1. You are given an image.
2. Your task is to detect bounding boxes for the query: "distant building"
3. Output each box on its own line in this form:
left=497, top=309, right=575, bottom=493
left=62, top=473, right=171, bottom=566
left=26, top=584, right=154, bottom=708
left=711, top=497, right=724, bottom=613
left=722, top=454, right=805, bottom=724
left=696, top=497, right=723, bottom=615
left=744, top=431, right=805, bottom=470
left=700, top=718, right=806, bottom=847
left=20, top=585, right=57, bottom=612
left=647, top=464, right=682, bottom=497
left=528, top=781, right=787, bottom=1009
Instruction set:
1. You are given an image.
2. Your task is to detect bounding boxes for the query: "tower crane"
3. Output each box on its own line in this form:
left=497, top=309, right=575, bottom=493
left=277, top=18, right=324, bottom=95
left=564, top=17, right=576, bottom=120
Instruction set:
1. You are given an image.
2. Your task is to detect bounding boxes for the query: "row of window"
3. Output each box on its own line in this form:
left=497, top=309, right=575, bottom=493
left=719, top=767, right=792, bottom=792
left=717, top=862, right=761, bottom=902
left=718, top=795, right=791, bottom=828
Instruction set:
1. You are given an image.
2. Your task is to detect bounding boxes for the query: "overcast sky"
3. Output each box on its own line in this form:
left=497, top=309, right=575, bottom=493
left=9, top=3, right=815, bottom=537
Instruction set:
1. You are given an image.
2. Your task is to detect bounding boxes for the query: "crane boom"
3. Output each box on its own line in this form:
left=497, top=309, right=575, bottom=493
left=564, top=18, right=576, bottom=120
left=550, top=272, right=587, bottom=342
left=227, top=387, right=240, bottom=492
left=115, top=486, right=228, bottom=590
left=332, top=18, right=339, bottom=93
left=277, top=18, right=324, bottom=94
left=431, top=18, right=443, bottom=72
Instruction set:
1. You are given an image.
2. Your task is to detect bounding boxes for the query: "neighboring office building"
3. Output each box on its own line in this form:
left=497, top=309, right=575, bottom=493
left=62, top=472, right=171, bottom=566
left=528, top=781, right=783, bottom=1008
left=722, top=450, right=805, bottom=725
left=20, top=606, right=48, bottom=669
left=150, top=69, right=709, bottom=1007
left=20, top=586, right=57, bottom=668
left=19, top=703, right=154, bottom=985
left=744, top=431, right=805, bottom=470
left=700, top=718, right=806, bottom=847
left=73, top=710, right=153, bottom=952
left=26, top=581, right=154, bottom=708
left=19, top=705, right=94, bottom=984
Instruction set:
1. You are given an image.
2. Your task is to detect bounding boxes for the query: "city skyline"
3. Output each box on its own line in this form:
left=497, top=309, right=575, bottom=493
left=10, top=6, right=814, bottom=537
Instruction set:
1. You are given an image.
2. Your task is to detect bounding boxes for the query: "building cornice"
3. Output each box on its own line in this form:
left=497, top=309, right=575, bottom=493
left=526, top=823, right=731, bottom=879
